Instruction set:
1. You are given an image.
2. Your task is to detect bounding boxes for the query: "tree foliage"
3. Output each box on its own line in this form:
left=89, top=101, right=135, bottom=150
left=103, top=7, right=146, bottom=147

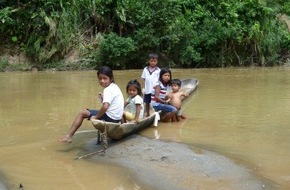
left=0, top=0, right=289, bottom=70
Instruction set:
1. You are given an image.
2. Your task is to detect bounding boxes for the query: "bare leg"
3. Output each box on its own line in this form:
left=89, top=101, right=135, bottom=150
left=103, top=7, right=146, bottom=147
left=145, top=103, right=150, bottom=117
left=162, top=112, right=175, bottom=122
left=171, top=114, right=177, bottom=122
left=180, top=114, right=186, bottom=119
left=121, top=113, right=126, bottom=124
left=59, top=109, right=90, bottom=143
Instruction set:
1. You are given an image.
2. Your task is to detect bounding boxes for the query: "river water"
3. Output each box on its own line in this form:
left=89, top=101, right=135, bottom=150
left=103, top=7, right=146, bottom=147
left=0, top=67, right=290, bottom=189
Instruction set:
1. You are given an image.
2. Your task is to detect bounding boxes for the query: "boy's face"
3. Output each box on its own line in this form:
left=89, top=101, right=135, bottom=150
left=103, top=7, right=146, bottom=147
left=171, top=84, right=180, bottom=92
left=148, top=58, right=158, bottom=68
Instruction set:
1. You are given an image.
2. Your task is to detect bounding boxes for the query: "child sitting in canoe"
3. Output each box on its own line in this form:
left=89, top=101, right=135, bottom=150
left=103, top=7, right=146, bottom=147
left=165, top=79, right=188, bottom=121
left=59, top=66, right=124, bottom=143
left=122, top=79, right=144, bottom=123
left=151, top=68, right=177, bottom=122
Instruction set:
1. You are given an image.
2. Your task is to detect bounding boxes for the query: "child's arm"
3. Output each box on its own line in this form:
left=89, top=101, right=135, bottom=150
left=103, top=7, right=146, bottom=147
left=91, top=102, right=109, bottom=120
left=141, top=78, right=145, bottom=90
left=132, top=104, right=142, bottom=123
left=124, top=97, right=131, bottom=108
left=155, top=85, right=167, bottom=104
left=182, top=92, right=189, bottom=98
left=165, top=93, right=172, bottom=103
left=98, top=92, right=103, bottom=102
left=141, top=71, right=146, bottom=93
left=124, top=101, right=129, bottom=108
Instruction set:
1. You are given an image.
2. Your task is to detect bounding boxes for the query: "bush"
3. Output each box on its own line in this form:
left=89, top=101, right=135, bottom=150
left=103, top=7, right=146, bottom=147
left=0, top=57, right=31, bottom=71
left=0, top=57, right=9, bottom=71
left=95, top=33, right=136, bottom=69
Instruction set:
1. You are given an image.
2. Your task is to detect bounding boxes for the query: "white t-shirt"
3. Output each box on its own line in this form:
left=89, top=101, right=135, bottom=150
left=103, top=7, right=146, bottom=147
left=141, top=66, right=160, bottom=94
left=102, top=83, right=124, bottom=120
left=125, top=95, right=144, bottom=119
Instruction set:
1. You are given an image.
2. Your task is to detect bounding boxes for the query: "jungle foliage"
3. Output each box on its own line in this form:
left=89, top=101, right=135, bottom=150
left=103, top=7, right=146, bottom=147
left=0, top=0, right=289, bottom=70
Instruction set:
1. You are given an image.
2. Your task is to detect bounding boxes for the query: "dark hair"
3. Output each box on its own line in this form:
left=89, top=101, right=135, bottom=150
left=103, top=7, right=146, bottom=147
left=97, top=66, right=114, bottom=83
left=149, top=53, right=158, bottom=59
left=159, top=68, right=172, bottom=86
left=171, top=79, right=182, bottom=87
left=126, top=79, right=142, bottom=96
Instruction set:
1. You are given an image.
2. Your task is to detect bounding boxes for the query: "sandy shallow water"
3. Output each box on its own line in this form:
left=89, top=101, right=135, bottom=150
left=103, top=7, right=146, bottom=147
left=72, top=135, right=275, bottom=190
left=0, top=134, right=276, bottom=190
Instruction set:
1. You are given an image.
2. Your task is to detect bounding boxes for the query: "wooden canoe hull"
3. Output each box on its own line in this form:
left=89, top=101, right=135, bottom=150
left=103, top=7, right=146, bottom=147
left=91, top=111, right=158, bottom=139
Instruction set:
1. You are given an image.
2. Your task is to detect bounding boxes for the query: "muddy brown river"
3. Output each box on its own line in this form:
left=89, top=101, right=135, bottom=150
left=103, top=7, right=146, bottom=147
left=0, top=67, right=290, bottom=189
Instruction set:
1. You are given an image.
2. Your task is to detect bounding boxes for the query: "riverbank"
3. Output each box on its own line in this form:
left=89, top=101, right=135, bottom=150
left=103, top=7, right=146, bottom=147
left=79, top=135, right=275, bottom=190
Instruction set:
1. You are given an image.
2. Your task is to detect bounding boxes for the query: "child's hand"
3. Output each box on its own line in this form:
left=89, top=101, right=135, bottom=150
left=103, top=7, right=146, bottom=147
left=90, top=115, right=96, bottom=120
left=183, top=93, right=189, bottom=97
left=131, top=120, right=137, bottom=124
left=98, top=92, right=103, bottom=102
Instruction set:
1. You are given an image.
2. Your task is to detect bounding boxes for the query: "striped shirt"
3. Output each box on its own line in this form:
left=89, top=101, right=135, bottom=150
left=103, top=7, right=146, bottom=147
left=151, top=81, right=168, bottom=105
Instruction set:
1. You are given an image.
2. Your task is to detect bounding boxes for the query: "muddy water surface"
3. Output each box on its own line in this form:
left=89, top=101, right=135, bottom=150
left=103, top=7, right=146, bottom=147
left=0, top=68, right=290, bottom=189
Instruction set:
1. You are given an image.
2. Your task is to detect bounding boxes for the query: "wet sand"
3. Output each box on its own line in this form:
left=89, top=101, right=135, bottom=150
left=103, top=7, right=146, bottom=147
left=81, top=135, right=274, bottom=190
left=0, top=135, right=275, bottom=190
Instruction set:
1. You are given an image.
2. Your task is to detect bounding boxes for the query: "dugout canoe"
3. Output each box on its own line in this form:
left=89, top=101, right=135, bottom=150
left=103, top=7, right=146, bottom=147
left=91, top=78, right=199, bottom=140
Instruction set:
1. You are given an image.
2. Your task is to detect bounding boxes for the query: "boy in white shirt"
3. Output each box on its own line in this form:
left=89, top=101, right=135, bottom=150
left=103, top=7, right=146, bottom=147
left=141, top=53, right=160, bottom=117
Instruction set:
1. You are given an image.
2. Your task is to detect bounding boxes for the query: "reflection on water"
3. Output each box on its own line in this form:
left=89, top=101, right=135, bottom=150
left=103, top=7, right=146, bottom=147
left=0, top=68, right=290, bottom=189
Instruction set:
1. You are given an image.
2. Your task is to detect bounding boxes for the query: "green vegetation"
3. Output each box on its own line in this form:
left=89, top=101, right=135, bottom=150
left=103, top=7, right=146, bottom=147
left=0, top=0, right=289, bottom=71
left=0, top=56, right=31, bottom=71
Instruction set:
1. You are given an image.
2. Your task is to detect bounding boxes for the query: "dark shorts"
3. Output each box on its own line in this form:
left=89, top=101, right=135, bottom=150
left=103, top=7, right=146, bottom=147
left=144, top=94, right=151, bottom=103
left=87, top=109, right=120, bottom=123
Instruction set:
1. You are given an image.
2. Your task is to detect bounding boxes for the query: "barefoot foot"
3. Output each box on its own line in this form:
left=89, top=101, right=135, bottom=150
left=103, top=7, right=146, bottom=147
left=59, top=135, right=72, bottom=143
